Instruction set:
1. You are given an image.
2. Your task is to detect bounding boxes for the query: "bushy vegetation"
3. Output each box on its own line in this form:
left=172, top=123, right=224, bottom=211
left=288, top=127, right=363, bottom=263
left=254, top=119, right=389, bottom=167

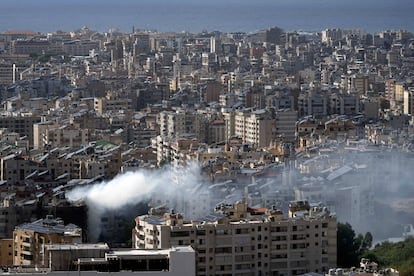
left=338, top=222, right=414, bottom=276
left=363, top=237, right=414, bottom=276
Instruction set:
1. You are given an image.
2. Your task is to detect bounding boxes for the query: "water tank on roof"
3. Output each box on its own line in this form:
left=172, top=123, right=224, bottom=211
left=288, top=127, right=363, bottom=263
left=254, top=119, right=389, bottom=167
left=336, top=268, right=343, bottom=276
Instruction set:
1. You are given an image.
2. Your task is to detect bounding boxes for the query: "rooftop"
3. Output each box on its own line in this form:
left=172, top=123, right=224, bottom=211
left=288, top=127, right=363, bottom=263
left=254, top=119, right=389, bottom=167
left=46, top=243, right=109, bottom=251
left=15, top=215, right=81, bottom=236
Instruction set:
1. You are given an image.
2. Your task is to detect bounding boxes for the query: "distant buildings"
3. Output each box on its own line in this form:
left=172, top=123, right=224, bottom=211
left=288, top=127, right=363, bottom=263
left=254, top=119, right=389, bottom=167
left=0, top=24, right=413, bottom=275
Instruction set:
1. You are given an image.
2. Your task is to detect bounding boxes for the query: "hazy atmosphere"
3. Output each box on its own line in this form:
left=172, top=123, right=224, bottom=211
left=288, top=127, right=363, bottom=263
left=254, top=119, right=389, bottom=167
left=1, top=0, right=413, bottom=33
left=1, top=0, right=414, bottom=274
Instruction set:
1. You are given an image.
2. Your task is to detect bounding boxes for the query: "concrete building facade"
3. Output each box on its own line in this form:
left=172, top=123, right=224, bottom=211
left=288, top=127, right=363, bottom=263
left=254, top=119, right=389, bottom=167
left=13, top=216, right=82, bottom=267
left=133, top=200, right=337, bottom=276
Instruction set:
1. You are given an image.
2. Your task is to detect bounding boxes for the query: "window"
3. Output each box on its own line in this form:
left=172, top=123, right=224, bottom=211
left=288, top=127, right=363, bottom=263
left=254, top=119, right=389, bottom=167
left=170, top=231, right=190, bottom=237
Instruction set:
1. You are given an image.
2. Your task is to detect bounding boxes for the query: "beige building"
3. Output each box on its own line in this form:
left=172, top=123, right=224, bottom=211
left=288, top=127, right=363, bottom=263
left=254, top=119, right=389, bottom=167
left=158, top=110, right=208, bottom=142
left=62, top=40, right=100, bottom=56
left=79, top=152, right=121, bottom=180
left=384, top=79, right=396, bottom=100
left=153, top=135, right=199, bottom=167
left=0, top=115, right=41, bottom=147
left=403, top=88, right=414, bottom=115
left=13, top=216, right=82, bottom=267
left=33, top=121, right=89, bottom=149
left=94, top=93, right=132, bottom=114
left=224, top=109, right=276, bottom=148
left=133, top=200, right=337, bottom=276
left=341, top=74, right=369, bottom=95
left=394, top=83, right=406, bottom=103
left=1, top=245, right=196, bottom=276
left=11, top=39, right=61, bottom=55
left=44, top=243, right=109, bottom=271
left=0, top=238, right=13, bottom=266
left=159, top=110, right=193, bottom=137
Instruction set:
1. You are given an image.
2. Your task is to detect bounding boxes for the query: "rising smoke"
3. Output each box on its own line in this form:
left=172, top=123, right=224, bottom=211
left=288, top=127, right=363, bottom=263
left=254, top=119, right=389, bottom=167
left=293, top=149, right=414, bottom=242
left=66, top=162, right=207, bottom=241
left=66, top=150, right=414, bottom=243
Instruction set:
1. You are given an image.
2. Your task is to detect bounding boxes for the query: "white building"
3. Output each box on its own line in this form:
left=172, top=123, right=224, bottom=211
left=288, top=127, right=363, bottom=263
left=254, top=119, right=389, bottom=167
left=0, top=246, right=195, bottom=276
left=224, top=109, right=276, bottom=148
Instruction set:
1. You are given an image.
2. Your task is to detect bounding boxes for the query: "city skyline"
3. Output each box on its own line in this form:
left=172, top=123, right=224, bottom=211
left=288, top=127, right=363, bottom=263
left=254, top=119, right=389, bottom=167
left=0, top=1, right=414, bottom=275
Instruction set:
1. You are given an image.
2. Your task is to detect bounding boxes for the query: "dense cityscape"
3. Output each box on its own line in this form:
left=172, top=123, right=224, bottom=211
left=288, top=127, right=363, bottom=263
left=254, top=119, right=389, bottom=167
left=0, top=26, right=413, bottom=275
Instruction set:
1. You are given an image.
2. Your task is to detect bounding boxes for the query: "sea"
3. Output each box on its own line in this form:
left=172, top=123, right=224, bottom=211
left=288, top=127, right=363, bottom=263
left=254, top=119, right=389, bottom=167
left=0, top=0, right=413, bottom=34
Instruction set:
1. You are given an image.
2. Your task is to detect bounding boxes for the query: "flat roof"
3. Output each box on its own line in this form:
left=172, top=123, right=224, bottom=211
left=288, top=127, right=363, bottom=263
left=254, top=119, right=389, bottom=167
left=108, top=246, right=194, bottom=257
left=46, top=243, right=109, bottom=251
left=16, top=218, right=81, bottom=235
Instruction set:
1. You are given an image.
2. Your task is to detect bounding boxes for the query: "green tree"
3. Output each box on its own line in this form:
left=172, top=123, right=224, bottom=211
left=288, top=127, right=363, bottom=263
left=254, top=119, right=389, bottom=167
left=362, top=237, right=414, bottom=276
left=337, top=222, right=360, bottom=267
left=363, top=232, right=373, bottom=249
left=337, top=223, right=376, bottom=268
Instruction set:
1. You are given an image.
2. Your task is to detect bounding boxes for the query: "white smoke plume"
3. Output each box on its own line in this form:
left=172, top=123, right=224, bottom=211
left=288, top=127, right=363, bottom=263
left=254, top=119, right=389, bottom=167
left=66, top=162, right=207, bottom=241
left=65, top=150, right=414, bottom=243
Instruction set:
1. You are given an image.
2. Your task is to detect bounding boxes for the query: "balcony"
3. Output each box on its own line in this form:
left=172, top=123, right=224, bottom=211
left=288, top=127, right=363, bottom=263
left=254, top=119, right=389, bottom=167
left=21, top=241, right=31, bottom=248
left=21, top=250, right=33, bottom=256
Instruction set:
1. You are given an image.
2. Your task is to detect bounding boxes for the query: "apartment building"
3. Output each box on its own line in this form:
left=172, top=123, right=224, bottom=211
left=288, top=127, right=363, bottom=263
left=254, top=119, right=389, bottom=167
left=232, top=109, right=276, bottom=148
left=11, top=39, right=61, bottom=55
left=94, top=93, right=133, bottom=114
left=298, top=92, right=328, bottom=118
left=153, top=135, right=199, bottom=166
left=79, top=152, right=121, bottom=180
left=13, top=215, right=82, bottom=266
left=0, top=115, right=41, bottom=147
left=329, top=93, right=360, bottom=116
left=274, top=109, right=297, bottom=143
left=341, top=74, right=369, bottom=95
left=0, top=30, right=39, bottom=43
left=0, top=195, right=42, bottom=240
left=384, top=79, right=396, bottom=100
left=208, top=119, right=226, bottom=144
left=394, top=83, right=406, bottom=104
left=33, top=121, right=89, bottom=149
left=266, top=93, right=295, bottom=111
left=0, top=63, right=18, bottom=85
left=323, top=117, right=356, bottom=139
left=0, top=153, right=36, bottom=186
left=158, top=109, right=208, bottom=142
left=133, top=200, right=337, bottom=276
left=62, top=40, right=100, bottom=56
left=159, top=110, right=188, bottom=137
left=403, top=88, right=414, bottom=115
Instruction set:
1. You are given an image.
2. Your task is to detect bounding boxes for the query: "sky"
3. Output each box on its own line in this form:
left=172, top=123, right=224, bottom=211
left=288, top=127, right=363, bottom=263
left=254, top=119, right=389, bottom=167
left=1, top=0, right=413, bottom=33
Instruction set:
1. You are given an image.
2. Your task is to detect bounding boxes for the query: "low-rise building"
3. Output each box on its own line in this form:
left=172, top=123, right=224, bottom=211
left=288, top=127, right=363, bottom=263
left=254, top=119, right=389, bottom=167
left=0, top=245, right=195, bottom=276
left=13, top=215, right=82, bottom=266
